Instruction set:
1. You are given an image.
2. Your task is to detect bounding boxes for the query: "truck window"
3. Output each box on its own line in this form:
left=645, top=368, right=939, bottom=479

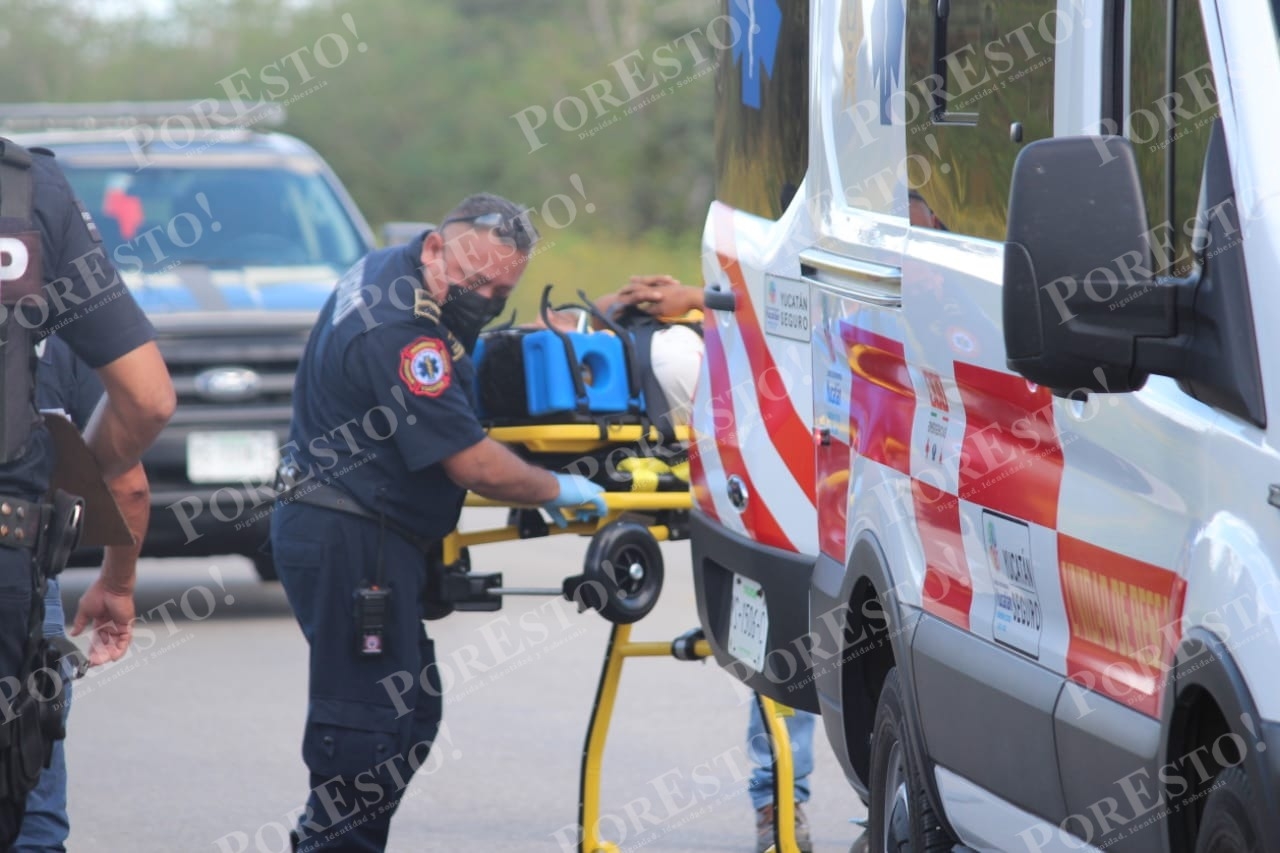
left=713, top=0, right=809, bottom=220
left=905, top=0, right=1057, bottom=239
left=63, top=166, right=366, bottom=273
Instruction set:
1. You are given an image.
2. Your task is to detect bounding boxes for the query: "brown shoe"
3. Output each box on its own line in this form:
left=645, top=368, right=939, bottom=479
left=755, top=802, right=814, bottom=853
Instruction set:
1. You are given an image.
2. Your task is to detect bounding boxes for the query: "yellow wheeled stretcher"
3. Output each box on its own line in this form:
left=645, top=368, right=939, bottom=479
left=434, top=422, right=803, bottom=853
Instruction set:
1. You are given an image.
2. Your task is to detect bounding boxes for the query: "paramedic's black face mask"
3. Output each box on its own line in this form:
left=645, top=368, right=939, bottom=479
left=441, top=283, right=506, bottom=352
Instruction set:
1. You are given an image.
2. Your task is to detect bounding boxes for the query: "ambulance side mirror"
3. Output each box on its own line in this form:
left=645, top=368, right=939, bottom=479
left=1002, top=136, right=1187, bottom=398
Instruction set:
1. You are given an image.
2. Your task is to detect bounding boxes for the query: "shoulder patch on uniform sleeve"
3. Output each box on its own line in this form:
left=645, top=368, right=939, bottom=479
left=413, top=288, right=442, bottom=321
left=400, top=337, right=452, bottom=397
left=75, top=200, right=102, bottom=244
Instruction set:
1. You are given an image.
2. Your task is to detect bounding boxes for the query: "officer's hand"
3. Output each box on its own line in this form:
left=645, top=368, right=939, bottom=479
left=543, top=473, right=608, bottom=528
left=70, top=578, right=136, bottom=666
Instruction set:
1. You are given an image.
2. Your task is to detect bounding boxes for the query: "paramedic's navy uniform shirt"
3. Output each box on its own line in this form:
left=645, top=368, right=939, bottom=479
left=36, top=337, right=104, bottom=427
left=286, top=234, right=486, bottom=539
left=0, top=151, right=155, bottom=503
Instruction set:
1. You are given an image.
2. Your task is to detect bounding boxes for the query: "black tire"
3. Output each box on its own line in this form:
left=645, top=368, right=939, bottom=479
left=1195, top=767, right=1259, bottom=853
left=252, top=552, right=278, bottom=582
left=581, top=521, right=664, bottom=624
left=869, top=668, right=953, bottom=853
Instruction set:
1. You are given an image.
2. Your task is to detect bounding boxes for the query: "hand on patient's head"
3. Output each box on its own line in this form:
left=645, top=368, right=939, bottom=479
left=619, top=274, right=701, bottom=317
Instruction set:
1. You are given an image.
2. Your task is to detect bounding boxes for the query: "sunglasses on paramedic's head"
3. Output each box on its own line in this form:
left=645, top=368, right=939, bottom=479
left=439, top=212, right=536, bottom=252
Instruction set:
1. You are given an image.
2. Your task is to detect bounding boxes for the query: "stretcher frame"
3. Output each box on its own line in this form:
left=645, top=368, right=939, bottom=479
left=439, top=423, right=803, bottom=853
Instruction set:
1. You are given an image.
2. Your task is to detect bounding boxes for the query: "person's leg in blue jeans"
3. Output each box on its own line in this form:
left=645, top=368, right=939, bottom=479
left=14, top=577, right=72, bottom=853
left=748, top=699, right=815, bottom=853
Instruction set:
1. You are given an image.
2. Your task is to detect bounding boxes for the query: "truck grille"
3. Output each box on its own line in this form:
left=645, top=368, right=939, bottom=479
left=145, top=319, right=316, bottom=492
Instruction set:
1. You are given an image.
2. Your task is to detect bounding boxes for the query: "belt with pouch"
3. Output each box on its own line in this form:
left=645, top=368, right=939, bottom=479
left=274, top=467, right=436, bottom=554
left=0, top=496, right=47, bottom=551
left=0, top=491, right=85, bottom=577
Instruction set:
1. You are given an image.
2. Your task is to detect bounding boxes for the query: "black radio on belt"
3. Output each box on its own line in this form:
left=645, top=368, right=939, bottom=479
left=353, top=584, right=391, bottom=656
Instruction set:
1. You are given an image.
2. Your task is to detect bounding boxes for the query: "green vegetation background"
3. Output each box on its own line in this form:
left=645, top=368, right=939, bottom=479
left=0, top=0, right=720, bottom=319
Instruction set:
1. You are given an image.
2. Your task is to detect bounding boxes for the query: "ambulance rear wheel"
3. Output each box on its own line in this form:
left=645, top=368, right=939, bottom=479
left=582, top=522, right=664, bottom=625
left=869, top=668, right=953, bottom=853
left=1194, top=767, right=1259, bottom=853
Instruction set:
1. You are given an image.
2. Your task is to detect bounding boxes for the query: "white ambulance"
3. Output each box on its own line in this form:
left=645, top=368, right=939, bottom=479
left=691, top=1, right=1280, bottom=850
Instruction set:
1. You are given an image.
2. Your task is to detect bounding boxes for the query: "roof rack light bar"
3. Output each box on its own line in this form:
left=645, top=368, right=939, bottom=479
left=0, top=101, right=287, bottom=133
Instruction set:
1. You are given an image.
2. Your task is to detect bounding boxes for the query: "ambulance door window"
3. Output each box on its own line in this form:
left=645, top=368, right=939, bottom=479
left=904, top=0, right=1057, bottom=239
left=1126, top=0, right=1220, bottom=276
left=1128, top=0, right=1170, bottom=259
left=713, top=1, right=809, bottom=220
left=826, top=0, right=909, bottom=217
left=1167, top=0, right=1219, bottom=277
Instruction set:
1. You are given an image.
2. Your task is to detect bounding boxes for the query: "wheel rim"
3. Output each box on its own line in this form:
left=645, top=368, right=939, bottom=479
left=882, top=740, right=910, bottom=852
left=612, top=544, right=649, bottom=597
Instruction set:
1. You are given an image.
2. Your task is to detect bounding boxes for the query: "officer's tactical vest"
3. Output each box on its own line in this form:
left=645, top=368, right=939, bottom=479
left=0, top=139, right=44, bottom=463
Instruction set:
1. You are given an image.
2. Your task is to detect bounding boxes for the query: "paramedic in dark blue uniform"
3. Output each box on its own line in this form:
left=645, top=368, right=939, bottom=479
left=0, top=141, right=174, bottom=844
left=271, top=193, right=606, bottom=853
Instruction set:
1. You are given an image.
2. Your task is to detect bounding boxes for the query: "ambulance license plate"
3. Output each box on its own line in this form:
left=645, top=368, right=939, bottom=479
left=728, top=575, right=768, bottom=672
left=187, top=431, right=279, bottom=484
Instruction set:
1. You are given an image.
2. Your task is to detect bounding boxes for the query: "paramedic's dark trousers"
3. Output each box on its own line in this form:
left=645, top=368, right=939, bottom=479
left=271, top=502, right=443, bottom=853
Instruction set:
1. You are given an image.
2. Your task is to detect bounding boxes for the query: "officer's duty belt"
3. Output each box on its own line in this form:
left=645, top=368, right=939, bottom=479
left=275, top=478, right=436, bottom=554
left=0, top=496, right=47, bottom=551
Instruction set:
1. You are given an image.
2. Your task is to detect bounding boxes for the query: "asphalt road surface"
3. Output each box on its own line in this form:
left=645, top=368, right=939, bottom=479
left=54, top=508, right=868, bottom=852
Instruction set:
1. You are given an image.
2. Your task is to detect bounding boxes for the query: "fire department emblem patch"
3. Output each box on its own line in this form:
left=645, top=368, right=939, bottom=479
left=400, top=337, right=451, bottom=397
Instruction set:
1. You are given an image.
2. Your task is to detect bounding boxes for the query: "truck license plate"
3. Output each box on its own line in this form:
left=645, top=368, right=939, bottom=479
left=186, top=431, right=279, bottom=484
left=728, top=575, right=768, bottom=672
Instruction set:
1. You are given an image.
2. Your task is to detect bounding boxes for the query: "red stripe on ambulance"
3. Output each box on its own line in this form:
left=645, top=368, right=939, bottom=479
left=913, top=479, right=973, bottom=630
left=1058, top=535, right=1187, bottom=718
left=954, top=364, right=1063, bottom=530
left=816, top=435, right=851, bottom=560
left=842, top=326, right=913, bottom=476
left=687, top=424, right=718, bottom=523
left=713, top=206, right=816, bottom=505
left=701, top=311, right=795, bottom=551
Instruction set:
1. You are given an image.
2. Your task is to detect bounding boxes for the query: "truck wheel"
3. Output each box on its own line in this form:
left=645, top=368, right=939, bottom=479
left=1194, top=767, right=1259, bottom=853
left=869, top=668, right=952, bottom=853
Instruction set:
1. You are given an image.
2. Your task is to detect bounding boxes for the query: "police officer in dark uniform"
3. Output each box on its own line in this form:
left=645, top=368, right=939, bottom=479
left=0, top=139, right=175, bottom=844
left=271, top=193, right=606, bottom=852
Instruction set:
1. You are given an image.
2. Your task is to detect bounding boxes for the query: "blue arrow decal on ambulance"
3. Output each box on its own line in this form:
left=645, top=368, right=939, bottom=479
left=730, top=0, right=782, bottom=109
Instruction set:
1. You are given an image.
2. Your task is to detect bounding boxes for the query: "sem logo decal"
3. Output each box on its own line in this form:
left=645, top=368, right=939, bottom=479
left=923, top=369, right=949, bottom=412
left=825, top=370, right=843, bottom=407
left=730, top=0, right=781, bottom=109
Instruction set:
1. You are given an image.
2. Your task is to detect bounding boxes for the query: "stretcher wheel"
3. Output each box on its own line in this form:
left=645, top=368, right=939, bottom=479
left=574, top=521, right=664, bottom=624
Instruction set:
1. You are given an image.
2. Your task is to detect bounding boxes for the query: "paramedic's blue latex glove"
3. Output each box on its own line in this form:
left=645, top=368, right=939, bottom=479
left=544, top=474, right=608, bottom=528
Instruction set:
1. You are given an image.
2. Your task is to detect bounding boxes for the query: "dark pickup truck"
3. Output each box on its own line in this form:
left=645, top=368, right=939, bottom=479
left=4, top=103, right=376, bottom=579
